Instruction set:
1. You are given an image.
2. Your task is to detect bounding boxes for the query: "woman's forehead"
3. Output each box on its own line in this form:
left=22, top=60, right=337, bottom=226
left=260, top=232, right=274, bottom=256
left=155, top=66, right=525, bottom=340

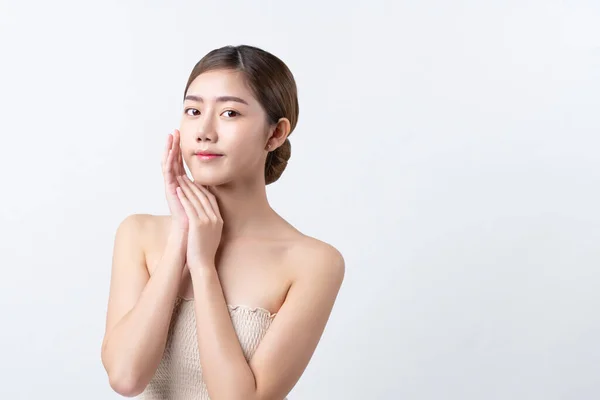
left=187, top=70, right=252, bottom=99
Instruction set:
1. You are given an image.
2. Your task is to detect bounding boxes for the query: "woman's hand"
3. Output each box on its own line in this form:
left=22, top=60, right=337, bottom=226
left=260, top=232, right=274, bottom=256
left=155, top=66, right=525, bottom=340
left=175, top=175, right=223, bottom=270
left=162, top=130, right=189, bottom=232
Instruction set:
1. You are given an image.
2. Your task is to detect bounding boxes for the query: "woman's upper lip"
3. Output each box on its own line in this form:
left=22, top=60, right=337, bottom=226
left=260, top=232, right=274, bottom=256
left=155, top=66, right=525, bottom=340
left=195, top=150, right=223, bottom=156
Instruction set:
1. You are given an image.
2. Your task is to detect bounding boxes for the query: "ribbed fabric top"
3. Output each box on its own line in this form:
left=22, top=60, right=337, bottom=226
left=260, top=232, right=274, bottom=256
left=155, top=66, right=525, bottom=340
left=139, top=297, right=286, bottom=400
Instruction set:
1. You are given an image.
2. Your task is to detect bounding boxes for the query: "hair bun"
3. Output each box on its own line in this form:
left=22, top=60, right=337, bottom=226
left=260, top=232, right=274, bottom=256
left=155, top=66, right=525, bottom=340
left=265, top=138, right=291, bottom=185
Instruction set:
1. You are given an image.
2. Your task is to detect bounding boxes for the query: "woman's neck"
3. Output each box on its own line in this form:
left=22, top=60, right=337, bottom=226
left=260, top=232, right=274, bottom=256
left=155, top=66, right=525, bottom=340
left=208, top=179, right=277, bottom=240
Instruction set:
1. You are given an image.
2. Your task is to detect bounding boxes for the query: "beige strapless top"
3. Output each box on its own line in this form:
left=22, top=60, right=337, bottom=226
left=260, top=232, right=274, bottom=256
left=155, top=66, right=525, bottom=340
left=140, top=297, right=286, bottom=400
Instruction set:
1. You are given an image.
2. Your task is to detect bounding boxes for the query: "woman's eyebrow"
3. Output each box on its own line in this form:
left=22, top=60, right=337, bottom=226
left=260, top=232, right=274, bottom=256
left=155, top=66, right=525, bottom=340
left=184, top=95, right=249, bottom=105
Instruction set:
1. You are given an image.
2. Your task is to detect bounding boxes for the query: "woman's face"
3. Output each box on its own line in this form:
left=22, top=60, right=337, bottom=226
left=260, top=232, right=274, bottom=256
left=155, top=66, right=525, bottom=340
left=179, top=69, right=271, bottom=186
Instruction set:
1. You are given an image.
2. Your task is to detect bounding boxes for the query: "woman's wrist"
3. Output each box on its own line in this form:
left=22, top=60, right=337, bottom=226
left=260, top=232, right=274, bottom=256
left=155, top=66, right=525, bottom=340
left=167, top=223, right=188, bottom=250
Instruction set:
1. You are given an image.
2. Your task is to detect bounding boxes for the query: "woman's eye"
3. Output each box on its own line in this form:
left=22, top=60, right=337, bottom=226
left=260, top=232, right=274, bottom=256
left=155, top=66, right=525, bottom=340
left=185, top=108, right=200, bottom=116
left=222, top=110, right=239, bottom=118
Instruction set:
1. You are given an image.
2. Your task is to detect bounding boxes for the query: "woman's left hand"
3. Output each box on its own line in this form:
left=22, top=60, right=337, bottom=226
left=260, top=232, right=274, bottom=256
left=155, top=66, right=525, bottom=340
left=175, top=175, right=223, bottom=270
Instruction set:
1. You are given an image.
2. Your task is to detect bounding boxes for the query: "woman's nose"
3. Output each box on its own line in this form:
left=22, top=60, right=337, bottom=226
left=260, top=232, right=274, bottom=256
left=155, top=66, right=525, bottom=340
left=195, top=115, right=217, bottom=142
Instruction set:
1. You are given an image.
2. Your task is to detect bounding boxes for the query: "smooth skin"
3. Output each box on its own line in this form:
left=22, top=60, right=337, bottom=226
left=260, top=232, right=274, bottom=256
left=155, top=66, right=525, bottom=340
left=100, top=69, right=345, bottom=399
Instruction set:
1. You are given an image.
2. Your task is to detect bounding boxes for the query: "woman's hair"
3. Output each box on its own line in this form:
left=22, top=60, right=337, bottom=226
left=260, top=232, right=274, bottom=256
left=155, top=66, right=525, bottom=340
left=183, top=45, right=299, bottom=185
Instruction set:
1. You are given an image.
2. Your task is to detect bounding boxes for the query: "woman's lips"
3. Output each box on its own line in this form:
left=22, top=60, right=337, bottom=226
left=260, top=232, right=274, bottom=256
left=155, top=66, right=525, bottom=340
left=195, top=153, right=223, bottom=160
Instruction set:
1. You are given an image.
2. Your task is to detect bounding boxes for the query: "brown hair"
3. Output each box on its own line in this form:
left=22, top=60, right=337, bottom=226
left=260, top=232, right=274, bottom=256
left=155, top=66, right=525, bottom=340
left=183, top=45, right=299, bottom=185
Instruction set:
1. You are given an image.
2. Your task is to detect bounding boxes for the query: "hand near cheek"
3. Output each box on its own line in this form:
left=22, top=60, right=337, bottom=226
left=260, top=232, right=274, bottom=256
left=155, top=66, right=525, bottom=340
left=162, top=130, right=189, bottom=231
left=175, top=175, right=223, bottom=270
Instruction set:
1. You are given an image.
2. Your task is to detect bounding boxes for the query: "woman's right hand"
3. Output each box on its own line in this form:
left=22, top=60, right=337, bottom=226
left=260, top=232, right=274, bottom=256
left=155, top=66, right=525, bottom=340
left=162, top=130, right=189, bottom=232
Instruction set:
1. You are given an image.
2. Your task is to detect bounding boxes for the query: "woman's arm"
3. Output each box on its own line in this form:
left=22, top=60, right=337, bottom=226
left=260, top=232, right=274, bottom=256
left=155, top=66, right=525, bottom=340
left=100, top=214, right=187, bottom=397
left=191, top=241, right=345, bottom=400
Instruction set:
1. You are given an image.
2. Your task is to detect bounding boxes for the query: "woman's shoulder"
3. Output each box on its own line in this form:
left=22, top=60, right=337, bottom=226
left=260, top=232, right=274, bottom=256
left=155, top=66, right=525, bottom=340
left=115, top=213, right=172, bottom=249
left=294, top=234, right=343, bottom=257
left=288, top=233, right=345, bottom=280
left=118, top=213, right=170, bottom=231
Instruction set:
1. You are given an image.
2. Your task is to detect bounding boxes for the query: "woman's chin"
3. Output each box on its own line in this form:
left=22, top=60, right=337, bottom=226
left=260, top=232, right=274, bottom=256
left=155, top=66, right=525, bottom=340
left=189, top=173, right=227, bottom=187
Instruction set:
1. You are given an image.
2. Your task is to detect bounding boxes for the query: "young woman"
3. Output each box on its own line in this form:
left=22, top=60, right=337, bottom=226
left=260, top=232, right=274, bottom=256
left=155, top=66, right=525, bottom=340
left=100, top=45, right=345, bottom=400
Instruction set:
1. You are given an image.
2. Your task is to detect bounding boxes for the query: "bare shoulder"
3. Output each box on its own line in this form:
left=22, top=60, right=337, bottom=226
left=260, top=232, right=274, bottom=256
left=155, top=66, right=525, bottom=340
left=117, top=213, right=155, bottom=230
left=115, top=213, right=171, bottom=255
left=289, top=234, right=346, bottom=284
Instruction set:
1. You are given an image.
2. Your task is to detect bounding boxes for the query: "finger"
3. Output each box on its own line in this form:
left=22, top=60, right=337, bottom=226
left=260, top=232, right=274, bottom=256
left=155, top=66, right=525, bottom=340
left=177, top=176, right=207, bottom=220
left=182, top=175, right=218, bottom=220
left=172, top=130, right=181, bottom=174
left=176, top=139, right=185, bottom=175
left=177, top=145, right=185, bottom=175
left=176, top=187, right=197, bottom=221
left=162, top=134, right=173, bottom=170
left=164, top=134, right=178, bottom=177
left=173, top=130, right=185, bottom=176
left=189, top=178, right=221, bottom=220
left=191, top=182, right=221, bottom=221
left=180, top=176, right=213, bottom=220
left=204, top=186, right=222, bottom=220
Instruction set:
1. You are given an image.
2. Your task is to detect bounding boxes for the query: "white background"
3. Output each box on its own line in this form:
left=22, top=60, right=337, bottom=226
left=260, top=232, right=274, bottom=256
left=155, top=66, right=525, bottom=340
left=0, top=0, right=598, bottom=399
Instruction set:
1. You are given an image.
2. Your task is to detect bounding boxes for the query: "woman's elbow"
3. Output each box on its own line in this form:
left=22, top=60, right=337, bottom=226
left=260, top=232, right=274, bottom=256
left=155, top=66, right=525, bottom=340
left=107, top=370, right=147, bottom=397
left=101, top=343, right=147, bottom=396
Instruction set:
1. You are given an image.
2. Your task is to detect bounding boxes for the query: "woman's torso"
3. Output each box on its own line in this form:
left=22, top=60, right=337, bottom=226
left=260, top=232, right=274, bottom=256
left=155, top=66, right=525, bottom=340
left=139, top=297, right=282, bottom=400
left=139, top=215, right=303, bottom=399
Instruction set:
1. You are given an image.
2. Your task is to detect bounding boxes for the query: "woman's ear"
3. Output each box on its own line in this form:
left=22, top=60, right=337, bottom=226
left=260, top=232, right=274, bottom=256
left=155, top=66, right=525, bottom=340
left=266, top=117, right=291, bottom=150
